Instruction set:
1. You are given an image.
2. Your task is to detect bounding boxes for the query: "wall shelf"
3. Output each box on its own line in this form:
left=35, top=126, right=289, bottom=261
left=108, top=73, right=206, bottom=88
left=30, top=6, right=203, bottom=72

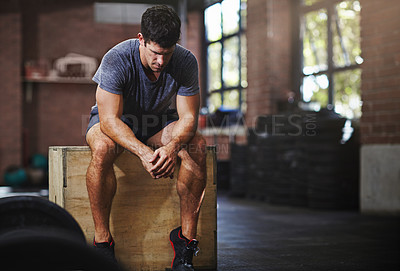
left=23, top=77, right=95, bottom=84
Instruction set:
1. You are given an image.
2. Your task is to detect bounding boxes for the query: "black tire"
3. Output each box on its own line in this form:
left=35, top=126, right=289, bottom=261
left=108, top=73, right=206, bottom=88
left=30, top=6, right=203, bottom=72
left=0, top=228, right=121, bottom=270
left=0, top=196, right=124, bottom=270
left=0, top=196, right=85, bottom=241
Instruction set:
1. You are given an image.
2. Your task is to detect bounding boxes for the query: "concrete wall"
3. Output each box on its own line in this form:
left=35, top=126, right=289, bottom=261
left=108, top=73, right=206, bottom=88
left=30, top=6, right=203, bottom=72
left=361, top=145, right=400, bottom=214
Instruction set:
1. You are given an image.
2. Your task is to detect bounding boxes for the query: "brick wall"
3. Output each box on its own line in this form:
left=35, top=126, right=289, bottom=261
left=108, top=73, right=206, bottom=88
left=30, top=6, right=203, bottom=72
left=267, top=0, right=292, bottom=112
left=360, top=0, right=400, bottom=144
left=37, top=2, right=138, bottom=61
left=186, top=10, right=205, bottom=107
left=0, top=2, right=23, bottom=180
left=246, top=0, right=292, bottom=127
left=35, top=84, right=96, bottom=154
left=27, top=1, right=140, bottom=155
left=246, top=0, right=270, bottom=126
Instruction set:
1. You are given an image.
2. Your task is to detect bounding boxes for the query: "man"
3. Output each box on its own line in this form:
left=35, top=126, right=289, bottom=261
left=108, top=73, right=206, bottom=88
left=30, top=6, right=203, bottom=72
left=85, top=5, right=206, bottom=271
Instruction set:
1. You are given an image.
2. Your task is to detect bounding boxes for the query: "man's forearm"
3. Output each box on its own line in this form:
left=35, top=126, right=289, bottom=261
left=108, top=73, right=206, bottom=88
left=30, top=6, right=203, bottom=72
left=100, top=117, right=151, bottom=157
left=167, top=115, right=198, bottom=153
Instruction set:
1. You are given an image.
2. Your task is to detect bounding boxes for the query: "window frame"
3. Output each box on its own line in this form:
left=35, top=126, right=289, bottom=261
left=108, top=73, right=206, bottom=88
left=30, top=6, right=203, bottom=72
left=298, top=0, right=361, bottom=111
left=204, top=0, right=246, bottom=112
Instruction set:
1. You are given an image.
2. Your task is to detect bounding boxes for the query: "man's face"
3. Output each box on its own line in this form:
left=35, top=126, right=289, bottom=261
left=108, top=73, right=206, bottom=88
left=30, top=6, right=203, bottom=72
left=139, top=35, right=175, bottom=73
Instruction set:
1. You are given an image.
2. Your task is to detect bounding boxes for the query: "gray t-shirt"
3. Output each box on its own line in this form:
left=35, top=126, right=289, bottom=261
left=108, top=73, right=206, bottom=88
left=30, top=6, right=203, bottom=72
left=91, top=39, right=199, bottom=118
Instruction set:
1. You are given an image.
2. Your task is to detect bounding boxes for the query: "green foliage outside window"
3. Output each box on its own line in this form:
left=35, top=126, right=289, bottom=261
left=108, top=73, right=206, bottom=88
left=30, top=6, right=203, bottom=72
left=301, top=0, right=362, bottom=119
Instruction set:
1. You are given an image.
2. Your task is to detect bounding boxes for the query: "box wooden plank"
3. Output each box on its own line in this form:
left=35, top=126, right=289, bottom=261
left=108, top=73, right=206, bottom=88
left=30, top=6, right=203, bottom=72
left=49, top=146, right=217, bottom=271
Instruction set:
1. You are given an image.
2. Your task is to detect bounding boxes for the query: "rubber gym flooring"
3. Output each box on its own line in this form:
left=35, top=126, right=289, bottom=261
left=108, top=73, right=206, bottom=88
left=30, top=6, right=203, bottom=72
left=216, top=193, right=400, bottom=271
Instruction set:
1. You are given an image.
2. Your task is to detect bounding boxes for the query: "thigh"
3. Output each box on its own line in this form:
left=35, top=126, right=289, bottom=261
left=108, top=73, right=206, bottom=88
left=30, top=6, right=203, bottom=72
left=146, top=122, right=205, bottom=154
left=146, top=121, right=177, bottom=149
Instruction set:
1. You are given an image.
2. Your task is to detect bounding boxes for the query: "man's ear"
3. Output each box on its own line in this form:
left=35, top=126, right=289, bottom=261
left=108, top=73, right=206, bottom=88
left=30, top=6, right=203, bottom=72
left=138, top=33, right=145, bottom=46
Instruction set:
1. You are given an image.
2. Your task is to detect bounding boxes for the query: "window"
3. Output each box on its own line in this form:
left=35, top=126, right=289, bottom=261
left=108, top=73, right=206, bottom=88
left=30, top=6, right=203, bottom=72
left=300, top=0, right=362, bottom=119
left=204, top=0, right=247, bottom=113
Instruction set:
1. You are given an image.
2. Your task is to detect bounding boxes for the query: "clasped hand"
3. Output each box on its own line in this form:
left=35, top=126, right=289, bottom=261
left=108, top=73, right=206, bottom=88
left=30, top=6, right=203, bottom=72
left=141, top=145, right=178, bottom=179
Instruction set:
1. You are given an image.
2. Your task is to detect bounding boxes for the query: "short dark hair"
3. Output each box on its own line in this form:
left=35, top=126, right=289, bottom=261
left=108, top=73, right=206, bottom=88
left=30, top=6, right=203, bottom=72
left=141, top=5, right=181, bottom=48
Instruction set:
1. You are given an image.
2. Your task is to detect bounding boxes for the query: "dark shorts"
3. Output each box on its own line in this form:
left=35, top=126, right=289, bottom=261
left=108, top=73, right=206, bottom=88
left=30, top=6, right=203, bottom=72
left=86, top=108, right=179, bottom=144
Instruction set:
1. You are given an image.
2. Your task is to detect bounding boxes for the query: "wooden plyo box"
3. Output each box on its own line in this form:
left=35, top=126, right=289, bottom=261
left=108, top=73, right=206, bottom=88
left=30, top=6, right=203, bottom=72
left=48, top=146, right=217, bottom=271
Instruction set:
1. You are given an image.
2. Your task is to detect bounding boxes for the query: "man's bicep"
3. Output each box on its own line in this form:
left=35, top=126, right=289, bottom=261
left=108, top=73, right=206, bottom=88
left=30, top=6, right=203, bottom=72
left=96, top=86, right=123, bottom=122
left=176, top=94, right=200, bottom=119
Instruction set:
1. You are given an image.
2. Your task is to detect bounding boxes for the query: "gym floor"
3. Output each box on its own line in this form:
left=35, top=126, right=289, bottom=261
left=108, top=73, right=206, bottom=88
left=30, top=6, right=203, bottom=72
left=216, top=192, right=400, bottom=271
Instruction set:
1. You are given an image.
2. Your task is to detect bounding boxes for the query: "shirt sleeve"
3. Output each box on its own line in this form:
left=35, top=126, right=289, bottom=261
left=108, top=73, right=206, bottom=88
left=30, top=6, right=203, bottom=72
left=92, top=49, right=127, bottom=95
left=177, top=53, right=200, bottom=96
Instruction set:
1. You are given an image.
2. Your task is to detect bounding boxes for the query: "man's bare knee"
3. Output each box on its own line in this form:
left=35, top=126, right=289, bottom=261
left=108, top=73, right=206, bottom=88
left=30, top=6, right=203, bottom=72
left=178, top=133, right=207, bottom=179
left=92, top=140, right=118, bottom=159
left=87, top=125, right=120, bottom=167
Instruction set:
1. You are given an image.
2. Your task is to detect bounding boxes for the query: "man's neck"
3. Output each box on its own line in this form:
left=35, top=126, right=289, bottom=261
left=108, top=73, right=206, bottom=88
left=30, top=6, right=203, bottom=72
left=144, top=68, right=160, bottom=81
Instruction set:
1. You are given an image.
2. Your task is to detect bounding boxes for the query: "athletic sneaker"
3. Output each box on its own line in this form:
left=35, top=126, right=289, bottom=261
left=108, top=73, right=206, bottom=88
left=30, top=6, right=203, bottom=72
left=93, top=237, right=117, bottom=264
left=169, top=226, right=200, bottom=271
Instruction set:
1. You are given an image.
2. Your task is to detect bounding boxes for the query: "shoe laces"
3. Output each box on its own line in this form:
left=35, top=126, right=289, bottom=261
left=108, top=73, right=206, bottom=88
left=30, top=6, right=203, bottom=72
left=192, top=246, right=200, bottom=257
left=181, top=240, right=199, bottom=265
left=185, top=244, right=200, bottom=257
